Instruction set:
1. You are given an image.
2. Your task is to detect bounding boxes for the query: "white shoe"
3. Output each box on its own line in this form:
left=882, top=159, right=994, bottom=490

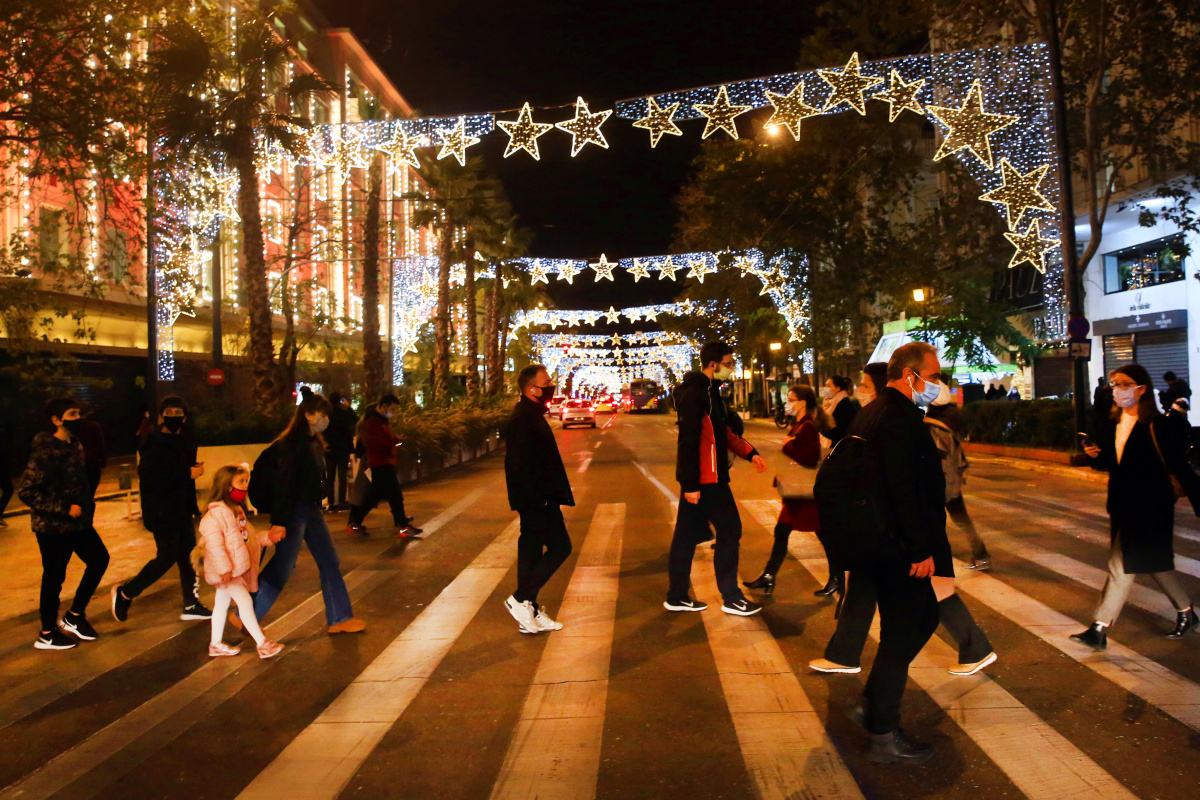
left=504, top=596, right=538, bottom=633
left=533, top=608, right=564, bottom=632
left=948, top=651, right=997, bottom=676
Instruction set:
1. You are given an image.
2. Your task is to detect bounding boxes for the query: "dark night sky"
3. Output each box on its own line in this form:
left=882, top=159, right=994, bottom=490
left=314, top=0, right=817, bottom=309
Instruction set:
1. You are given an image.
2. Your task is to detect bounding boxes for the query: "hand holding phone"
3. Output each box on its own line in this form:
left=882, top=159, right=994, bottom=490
left=1077, top=432, right=1094, bottom=449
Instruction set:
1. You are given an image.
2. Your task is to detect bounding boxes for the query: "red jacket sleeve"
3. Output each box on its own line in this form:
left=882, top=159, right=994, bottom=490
left=725, top=428, right=757, bottom=461
left=362, top=415, right=399, bottom=461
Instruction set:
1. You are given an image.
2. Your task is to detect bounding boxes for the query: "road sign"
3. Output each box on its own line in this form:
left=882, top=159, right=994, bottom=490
left=206, top=368, right=226, bottom=386
left=1068, top=339, right=1092, bottom=359
left=1067, top=315, right=1090, bottom=338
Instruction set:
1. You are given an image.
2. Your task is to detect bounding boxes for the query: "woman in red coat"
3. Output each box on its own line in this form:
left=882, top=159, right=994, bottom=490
left=745, top=384, right=829, bottom=594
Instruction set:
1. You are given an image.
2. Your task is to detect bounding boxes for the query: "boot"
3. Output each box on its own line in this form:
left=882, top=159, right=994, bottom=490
left=1069, top=622, right=1107, bottom=650
left=814, top=573, right=842, bottom=597
left=865, top=729, right=935, bottom=764
left=743, top=573, right=775, bottom=595
left=1166, top=607, right=1199, bottom=639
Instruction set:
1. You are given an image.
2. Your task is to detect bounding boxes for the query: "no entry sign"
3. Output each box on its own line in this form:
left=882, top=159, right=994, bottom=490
left=206, top=368, right=226, bottom=386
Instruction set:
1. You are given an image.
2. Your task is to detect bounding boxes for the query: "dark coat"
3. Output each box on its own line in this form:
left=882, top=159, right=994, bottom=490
left=826, top=396, right=860, bottom=446
left=138, top=429, right=197, bottom=531
left=674, top=370, right=758, bottom=492
left=505, top=396, right=574, bottom=511
left=18, top=432, right=92, bottom=536
left=325, top=405, right=359, bottom=456
left=271, top=433, right=327, bottom=527
left=1093, top=413, right=1200, bottom=573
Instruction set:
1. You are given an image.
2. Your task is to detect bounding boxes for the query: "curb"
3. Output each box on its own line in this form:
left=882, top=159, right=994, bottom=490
left=971, top=454, right=1108, bottom=485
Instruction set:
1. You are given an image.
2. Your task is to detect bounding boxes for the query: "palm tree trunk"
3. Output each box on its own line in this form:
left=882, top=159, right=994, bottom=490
left=433, top=226, right=453, bottom=402
left=484, top=262, right=498, bottom=394
left=486, top=262, right=504, bottom=394
left=234, top=127, right=277, bottom=413
left=463, top=234, right=479, bottom=398
left=362, top=158, right=385, bottom=401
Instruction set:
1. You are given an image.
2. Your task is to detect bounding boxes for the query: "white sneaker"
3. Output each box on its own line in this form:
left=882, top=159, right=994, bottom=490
left=533, top=608, right=564, bottom=632
left=504, top=596, right=538, bottom=633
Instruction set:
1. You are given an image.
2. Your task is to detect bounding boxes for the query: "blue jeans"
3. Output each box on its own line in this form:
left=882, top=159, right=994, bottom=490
left=254, top=503, right=354, bottom=626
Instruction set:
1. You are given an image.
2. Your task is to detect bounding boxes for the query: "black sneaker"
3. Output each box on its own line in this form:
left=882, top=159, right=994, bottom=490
left=721, top=598, right=763, bottom=617
left=61, top=612, right=98, bottom=641
left=865, top=729, right=935, bottom=764
left=398, top=525, right=423, bottom=538
left=34, top=629, right=78, bottom=651
left=181, top=603, right=213, bottom=621
left=663, top=597, right=708, bottom=612
left=111, top=585, right=132, bottom=623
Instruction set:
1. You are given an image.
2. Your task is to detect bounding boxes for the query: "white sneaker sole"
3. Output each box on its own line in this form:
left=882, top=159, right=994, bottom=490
left=180, top=612, right=212, bottom=621
left=948, top=651, right=998, bottom=676
left=721, top=604, right=763, bottom=617
left=505, top=597, right=537, bottom=631
left=809, top=662, right=862, bottom=674
left=663, top=601, right=707, bottom=612
left=60, top=620, right=96, bottom=641
left=34, top=640, right=76, bottom=651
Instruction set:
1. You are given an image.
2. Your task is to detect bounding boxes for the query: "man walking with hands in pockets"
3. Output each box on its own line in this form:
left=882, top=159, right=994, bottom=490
left=503, top=364, right=574, bottom=634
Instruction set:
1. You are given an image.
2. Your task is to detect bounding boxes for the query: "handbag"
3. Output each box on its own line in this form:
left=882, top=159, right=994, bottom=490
left=1148, top=420, right=1187, bottom=499
left=774, top=460, right=819, bottom=500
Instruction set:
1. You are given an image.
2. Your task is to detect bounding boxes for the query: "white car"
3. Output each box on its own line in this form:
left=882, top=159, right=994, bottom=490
left=547, top=395, right=567, bottom=419
left=561, top=399, right=596, bottom=428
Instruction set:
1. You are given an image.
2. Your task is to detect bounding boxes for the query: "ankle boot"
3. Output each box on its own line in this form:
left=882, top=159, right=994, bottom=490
left=814, top=573, right=841, bottom=597
left=1166, top=607, right=1199, bottom=639
left=743, top=573, right=776, bottom=594
left=1069, top=622, right=1107, bottom=650
left=865, top=729, right=935, bottom=764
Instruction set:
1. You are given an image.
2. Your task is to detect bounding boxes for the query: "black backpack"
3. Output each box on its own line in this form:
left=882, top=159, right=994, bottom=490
left=813, top=434, right=903, bottom=568
left=248, top=441, right=280, bottom=514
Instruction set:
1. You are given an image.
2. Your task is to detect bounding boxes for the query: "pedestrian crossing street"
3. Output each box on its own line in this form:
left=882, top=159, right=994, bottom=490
left=2, top=452, right=1199, bottom=800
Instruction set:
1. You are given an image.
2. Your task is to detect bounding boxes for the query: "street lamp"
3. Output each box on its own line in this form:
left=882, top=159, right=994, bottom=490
left=769, top=342, right=782, bottom=351
left=912, top=288, right=927, bottom=302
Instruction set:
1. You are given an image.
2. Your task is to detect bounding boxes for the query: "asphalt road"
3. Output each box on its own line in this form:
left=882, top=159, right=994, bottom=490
left=2, top=411, right=1199, bottom=800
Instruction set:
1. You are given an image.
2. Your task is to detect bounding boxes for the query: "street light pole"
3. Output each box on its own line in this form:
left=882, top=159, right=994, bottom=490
left=145, top=138, right=158, bottom=414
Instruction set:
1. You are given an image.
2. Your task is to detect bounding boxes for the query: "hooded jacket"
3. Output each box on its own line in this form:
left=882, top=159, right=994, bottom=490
left=675, top=370, right=758, bottom=493
left=18, top=432, right=91, bottom=536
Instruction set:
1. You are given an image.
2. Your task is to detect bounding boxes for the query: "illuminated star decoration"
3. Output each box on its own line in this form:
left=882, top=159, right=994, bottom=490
left=603, top=306, right=621, bottom=324
left=872, top=70, right=926, bottom=122
left=376, top=125, right=423, bottom=171
left=332, top=127, right=369, bottom=184
left=926, top=80, right=1018, bottom=171
left=979, top=159, right=1054, bottom=230
left=686, top=257, right=716, bottom=283
left=818, top=52, right=883, bottom=115
left=497, top=102, right=554, bottom=160
left=591, top=253, right=617, bottom=282
left=529, top=262, right=551, bottom=285
left=764, top=81, right=821, bottom=140
left=555, top=97, right=612, bottom=156
left=657, top=259, right=681, bottom=281
left=632, top=96, right=683, bottom=147
left=435, top=117, right=480, bottom=166
left=1003, top=219, right=1059, bottom=274
left=256, top=144, right=283, bottom=180
left=643, top=308, right=659, bottom=321
left=627, top=259, right=652, bottom=282
left=693, top=85, right=752, bottom=140
left=556, top=261, right=582, bottom=284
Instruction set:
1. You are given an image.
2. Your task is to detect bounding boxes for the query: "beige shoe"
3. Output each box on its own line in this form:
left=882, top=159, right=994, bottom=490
left=208, top=642, right=241, bottom=657
left=257, top=639, right=284, bottom=659
left=948, top=651, right=997, bottom=676
left=808, top=658, right=861, bottom=674
left=328, top=618, right=366, bottom=634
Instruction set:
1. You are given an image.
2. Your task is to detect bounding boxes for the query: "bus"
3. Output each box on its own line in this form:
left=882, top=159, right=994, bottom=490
left=627, top=379, right=664, bottom=413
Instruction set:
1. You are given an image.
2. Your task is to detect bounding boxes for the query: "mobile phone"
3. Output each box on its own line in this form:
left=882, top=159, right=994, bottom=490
left=1077, top=432, right=1095, bottom=449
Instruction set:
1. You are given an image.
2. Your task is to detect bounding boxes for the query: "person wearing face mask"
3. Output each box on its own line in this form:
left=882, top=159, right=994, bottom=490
left=20, top=397, right=110, bottom=650
left=502, top=364, right=576, bottom=634
left=924, top=381, right=991, bottom=570
left=246, top=393, right=365, bottom=635
left=822, top=375, right=859, bottom=446
left=1072, top=363, right=1200, bottom=648
left=855, top=362, right=888, bottom=408
left=113, top=395, right=210, bottom=624
left=666, top=341, right=768, bottom=617
left=347, top=394, right=420, bottom=537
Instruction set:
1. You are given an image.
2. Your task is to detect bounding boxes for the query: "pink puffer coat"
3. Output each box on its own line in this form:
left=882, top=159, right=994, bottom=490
left=198, top=501, right=270, bottom=589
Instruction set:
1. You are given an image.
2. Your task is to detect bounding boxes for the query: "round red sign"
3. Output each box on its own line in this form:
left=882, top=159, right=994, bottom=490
left=206, top=368, right=226, bottom=386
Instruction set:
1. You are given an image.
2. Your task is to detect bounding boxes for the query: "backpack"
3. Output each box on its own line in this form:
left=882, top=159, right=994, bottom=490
left=248, top=441, right=280, bottom=514
left=813, top=434, right=903, bottom=568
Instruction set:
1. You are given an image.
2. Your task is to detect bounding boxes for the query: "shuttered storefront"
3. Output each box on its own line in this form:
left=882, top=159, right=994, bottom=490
left=1103, top=334, right=1134, bottom=376
left=1033, top=356, right=1072, bottom=397
left=1135, top=328, right=1189, bottom=385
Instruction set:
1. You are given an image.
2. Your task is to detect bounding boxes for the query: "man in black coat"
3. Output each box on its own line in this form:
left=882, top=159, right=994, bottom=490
left=503, top=364, right=574, bottom=635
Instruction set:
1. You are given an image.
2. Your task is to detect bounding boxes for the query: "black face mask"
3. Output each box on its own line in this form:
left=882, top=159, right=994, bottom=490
left=163, top=416, right=185, bottom=433
left=537, top=385, right=557, bottom=405
left=62, top=418, right=84, bottom=437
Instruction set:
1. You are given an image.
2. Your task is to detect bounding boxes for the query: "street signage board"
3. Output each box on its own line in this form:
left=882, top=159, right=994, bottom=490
left=1066, top=316, right=1090, bottom=338
left=1092, top=309, right=1186, bottom=336
left=1068, top=339, right=1092, bottom=359
left=206, top=368, right=226, bottom=386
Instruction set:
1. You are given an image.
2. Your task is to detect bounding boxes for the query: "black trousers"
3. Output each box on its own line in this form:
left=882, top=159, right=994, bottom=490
left=85, top=462, right=102, bottom=497
left=513, top=503, right=572, bottom=605
left=123, top=517, right=199, bottom=606
left=325, top=452, right=350, bottom=506
left=37, top=526, right=110, bottom=631
left=853, top=560, right=939, bottom=735
left=349, top=465, right=407, bottom=526
left=0, top=470, right=13, bottom=516
left=668, top=482, right=744, bottom=603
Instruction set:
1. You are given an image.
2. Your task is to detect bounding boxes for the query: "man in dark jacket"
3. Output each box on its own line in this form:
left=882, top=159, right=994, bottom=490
left=346, top=394, right=420, bottom=537
left=324, top=391, right=358, bottom=510
left=19, top=397, right=110, bottom=650
left=1160, top=371, right=1192, bottom=413
left=112, top=395, right=209, bottom=623
left=665, top=341, right=766, bottom=617
left=76, top=403, right=107, bottom=496
left=503, top=364, right=574, bottom=634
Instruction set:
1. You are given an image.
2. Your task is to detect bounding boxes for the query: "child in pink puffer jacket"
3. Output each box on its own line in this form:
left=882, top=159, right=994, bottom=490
left=195, top=464, right=283, bottom=659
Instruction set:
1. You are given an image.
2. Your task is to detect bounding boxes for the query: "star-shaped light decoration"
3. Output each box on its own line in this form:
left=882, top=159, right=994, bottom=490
left=376, top=124, right=423, bottom=172
left=632, top=96, right=683, bottom=147
left=765, top=81, right=821, bottom=140
left=256, top=143, right=283, bottom=181
left=980, top=159, right=1055, bottom=230
left=626, top=310, right=642, bottom=322
left=304, top=129, right=332, bottom=169
left=694, top=85, right=752, bottom=140
left=497, top=102, right=554, bottom=160
left=1003, top=219, right=1059, bottom=274
left=658, top=258, right=681, bottom=281
left=555, top=97, right=612, bottom=156
left=603, top=306, right=622, bottom=324
left=331, top=127, right=370, bottom=184
left=214, top=174, right=241, bottom=222
left=872, top=70, right=926, bottom=122
left=643, top=308, right=659, bottom=322
left=610, top=334, right=623, bottom=345
left=732, top=254, right=759, bottom=277
left=628, top=259, right=652, bottom=282
left=686, top=257, right=716, bottom=283
left=926, top=80, right=1018, bottom=171
left=818, top=52, right=883, bottom=115
left=435, top=117, right=481, bottom=166
left=556, top=261, right=583, bottom=284
left=591, top=253, right=617, bottom=282
left=528, top=261, right=551, bottom=285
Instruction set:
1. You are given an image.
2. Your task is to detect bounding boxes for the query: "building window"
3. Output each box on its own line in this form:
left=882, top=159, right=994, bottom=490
left=1104, top=233, right=1186, bottom=294
left=37, top=205, right=64, bottom=266
left=103, top=226, right=128, bottom=282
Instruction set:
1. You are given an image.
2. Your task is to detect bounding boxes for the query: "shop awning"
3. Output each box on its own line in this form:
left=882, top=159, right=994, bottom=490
left=868, top=318, right=1016, bottom=380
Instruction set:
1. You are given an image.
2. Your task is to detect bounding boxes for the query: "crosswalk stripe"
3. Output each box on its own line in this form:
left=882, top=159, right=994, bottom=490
left=489, top=503, right=625, bottom=800
left=236, top=519, right=521, bottom=800
left=740, top=500, right=1140, bottom=800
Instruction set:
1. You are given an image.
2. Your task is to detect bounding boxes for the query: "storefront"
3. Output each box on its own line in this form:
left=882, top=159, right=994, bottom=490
left=867, top=317, right=1021, bottom=399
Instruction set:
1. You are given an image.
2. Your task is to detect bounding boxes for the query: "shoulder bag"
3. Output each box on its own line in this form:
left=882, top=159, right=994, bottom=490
left=1148, top=420, right=1187, bottom=499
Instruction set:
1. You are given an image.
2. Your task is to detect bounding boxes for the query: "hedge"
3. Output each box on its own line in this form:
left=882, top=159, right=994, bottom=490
left=958, top=399, right=1076, bottom=450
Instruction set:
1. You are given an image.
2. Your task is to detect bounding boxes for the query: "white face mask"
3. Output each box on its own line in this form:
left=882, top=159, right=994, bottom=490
left=712, top=364, right=734, bottom=381
left=930, top=382, right=953, bottom=406
left=1113, top=386, right=1140, bottom=409
left=819, top=386, right=833, bottom=399
left=785, top=400, right=803, bottom=417
left=855, top=390, right=875, bottom=405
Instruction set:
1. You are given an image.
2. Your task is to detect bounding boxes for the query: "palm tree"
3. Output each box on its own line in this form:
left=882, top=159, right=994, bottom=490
left=355, top=97, right=389, bottom=401
left=475, top=214, right=532, bottom=395
left=149, top=4, right=328, bottom=413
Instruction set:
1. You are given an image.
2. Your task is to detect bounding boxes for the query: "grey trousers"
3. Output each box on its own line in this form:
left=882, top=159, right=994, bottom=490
left=1094, top=533, right=1190, bottom=626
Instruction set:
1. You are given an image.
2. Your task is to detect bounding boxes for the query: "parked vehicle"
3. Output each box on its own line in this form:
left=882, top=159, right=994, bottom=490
left=547, top=395, right=567, bottom=419
left=561, top=399, right=597, bottom=428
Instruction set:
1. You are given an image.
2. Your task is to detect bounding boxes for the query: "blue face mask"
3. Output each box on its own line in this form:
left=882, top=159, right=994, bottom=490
left=908, top=374, right=943, bottom=406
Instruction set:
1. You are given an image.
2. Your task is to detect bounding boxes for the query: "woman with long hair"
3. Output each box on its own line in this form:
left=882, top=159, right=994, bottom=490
left=1072, top=363, right=1200, bottom=648
left=745, top=384, right=832, bottom=594
left=250, top=394, right=365, bottom=635
left=822, top=375, right=860, bottom=446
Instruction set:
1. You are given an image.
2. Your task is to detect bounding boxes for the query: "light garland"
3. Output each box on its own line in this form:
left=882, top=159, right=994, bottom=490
left=765, top=81, right=821, bottom=139
left=818, top=52, right=884, bottom=115
left=1003, top=219, right=1058, bottom=274
left=926, top=79, right=1017, bottom=172
left=555, top=97, right=612, bottom=156
left=435, top=117, right=481, bottom=165
left=497, top=102, right=554, bottom=160
left=632, top=96, right=683, bottom=147
left=979, top=158, right=1054, bottom=230
left=694, top=85, right=753, bottom=140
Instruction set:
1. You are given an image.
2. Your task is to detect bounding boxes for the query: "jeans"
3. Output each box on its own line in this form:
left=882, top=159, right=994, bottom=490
left=946, top=496, right=989, bottom=562
left=37, top=526, right=110, bottom=631
left=325, top=452, right=350, bottom=507
left=254, top=502, right=354, bottom=626
left=668, top=483, right=744, bottom=603
left=513, top=503, right=573, bottom=605
left=123, top=516, right=200, bottom=607
left=1094, top=532, right=1190, bottom=626
left=349, top=465, right=408, bottom=526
